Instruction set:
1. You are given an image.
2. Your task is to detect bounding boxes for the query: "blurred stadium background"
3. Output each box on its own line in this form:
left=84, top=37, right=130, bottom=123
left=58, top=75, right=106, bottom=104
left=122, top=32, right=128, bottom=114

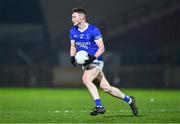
left=0, top=0, right=180, bottom=89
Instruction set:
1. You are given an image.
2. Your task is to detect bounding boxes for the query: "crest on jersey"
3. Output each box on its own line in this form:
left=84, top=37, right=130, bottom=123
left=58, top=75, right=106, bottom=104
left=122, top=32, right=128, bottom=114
left=80, top=34, right=84, bottom=39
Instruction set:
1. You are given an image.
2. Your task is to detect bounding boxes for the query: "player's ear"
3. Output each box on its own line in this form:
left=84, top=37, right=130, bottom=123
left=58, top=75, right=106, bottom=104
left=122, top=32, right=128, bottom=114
left=81, top=13, right=86, bottom=20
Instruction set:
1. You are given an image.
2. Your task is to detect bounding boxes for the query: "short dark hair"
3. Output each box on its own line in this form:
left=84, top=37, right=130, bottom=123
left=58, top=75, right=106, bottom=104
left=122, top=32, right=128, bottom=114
left=72, top=7, right=87, bottom=16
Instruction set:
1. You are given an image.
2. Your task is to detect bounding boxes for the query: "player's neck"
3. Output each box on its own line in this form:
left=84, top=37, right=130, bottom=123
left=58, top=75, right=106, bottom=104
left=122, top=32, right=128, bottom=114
left=78, top=22, right=89, bottom=32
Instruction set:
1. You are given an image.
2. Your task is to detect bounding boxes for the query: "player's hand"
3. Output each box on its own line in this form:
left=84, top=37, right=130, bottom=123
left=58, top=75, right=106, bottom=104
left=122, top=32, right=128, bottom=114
left=83, top=54, right=96, bottom=66
left=70, top=56, right=76, bottom=66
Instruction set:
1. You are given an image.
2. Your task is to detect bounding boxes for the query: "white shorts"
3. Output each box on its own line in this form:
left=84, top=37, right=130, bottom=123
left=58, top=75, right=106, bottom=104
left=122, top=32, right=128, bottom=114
left=82, top=60, right=104, bottom=71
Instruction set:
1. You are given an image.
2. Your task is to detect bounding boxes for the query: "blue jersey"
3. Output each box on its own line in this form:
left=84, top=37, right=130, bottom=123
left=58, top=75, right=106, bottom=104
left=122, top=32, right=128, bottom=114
left=69, top=24, right=103, bottom=61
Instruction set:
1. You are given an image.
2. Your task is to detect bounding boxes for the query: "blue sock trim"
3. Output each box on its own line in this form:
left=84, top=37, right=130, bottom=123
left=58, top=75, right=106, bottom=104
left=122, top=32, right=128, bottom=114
left=95, top=99, right=102, bottom=107
left=123, top=95, right=131, bottom=103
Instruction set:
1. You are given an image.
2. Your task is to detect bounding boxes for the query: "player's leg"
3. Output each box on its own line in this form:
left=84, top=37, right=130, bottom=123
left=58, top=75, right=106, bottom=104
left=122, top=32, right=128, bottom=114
left=99, top=72, right=126, bottom=99
left=82, top=68, right=100, bottom=101
left=82, top=68, right=105, bottom=116
left=99, top=71, right=138, bottom=116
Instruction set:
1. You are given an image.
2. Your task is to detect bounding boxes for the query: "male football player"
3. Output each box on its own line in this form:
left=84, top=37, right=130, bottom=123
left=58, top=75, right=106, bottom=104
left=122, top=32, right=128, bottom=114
left=69, top=7, right=138, bottom=116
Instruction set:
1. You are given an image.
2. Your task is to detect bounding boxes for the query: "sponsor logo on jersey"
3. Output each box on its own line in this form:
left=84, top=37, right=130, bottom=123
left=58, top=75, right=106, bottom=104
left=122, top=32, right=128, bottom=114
left=75, top=41, right=91, bottom=49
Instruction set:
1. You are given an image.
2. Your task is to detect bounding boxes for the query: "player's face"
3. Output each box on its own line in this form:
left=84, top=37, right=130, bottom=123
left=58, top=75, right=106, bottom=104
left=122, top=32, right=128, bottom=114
left=72, top=12, right=84, bottom=26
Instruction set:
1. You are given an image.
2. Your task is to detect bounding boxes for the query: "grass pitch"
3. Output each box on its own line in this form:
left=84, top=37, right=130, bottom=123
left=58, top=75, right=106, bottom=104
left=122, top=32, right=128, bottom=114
left=0, top=88, right=180, bottom=123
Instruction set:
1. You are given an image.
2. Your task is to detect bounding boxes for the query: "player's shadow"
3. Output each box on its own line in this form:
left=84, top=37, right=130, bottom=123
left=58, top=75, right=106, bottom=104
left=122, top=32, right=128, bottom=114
left=104, top=114, right=142, bottom=118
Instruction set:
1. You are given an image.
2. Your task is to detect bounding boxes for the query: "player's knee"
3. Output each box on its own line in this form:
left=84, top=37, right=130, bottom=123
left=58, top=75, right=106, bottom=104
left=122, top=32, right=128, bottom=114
left=100, top=84, right=111, bottom=93
left=82, top=76, right=89, bottom=85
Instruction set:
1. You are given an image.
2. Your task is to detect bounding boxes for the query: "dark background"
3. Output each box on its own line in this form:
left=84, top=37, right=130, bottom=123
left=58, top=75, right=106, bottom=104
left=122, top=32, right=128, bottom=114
left=0, top=0, right=180, bottom=88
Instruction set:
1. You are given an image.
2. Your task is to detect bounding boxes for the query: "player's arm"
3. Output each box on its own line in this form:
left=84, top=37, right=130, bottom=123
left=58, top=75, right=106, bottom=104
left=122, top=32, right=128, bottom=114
left=70, top=40, right=77, bottom=56
left=83, top=38, right=105, bottom=66
left=70, top=40, right=77, bottom=66
left=94, top=38, right=105, bottom=58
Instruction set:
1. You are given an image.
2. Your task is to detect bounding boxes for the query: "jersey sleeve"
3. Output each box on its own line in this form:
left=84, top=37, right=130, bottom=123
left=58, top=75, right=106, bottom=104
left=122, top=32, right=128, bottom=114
left=69, top=30, right=75, bottom=41
left=93, top=28, right=102, bottom=40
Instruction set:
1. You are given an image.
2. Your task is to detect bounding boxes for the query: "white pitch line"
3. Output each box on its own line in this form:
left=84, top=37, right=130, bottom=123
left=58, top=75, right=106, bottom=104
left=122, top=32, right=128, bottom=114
left=1, top=109, right=180, bottom=114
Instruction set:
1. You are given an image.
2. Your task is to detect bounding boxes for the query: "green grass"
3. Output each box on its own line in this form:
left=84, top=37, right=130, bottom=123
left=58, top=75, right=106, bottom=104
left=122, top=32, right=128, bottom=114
left=0, top=88, right=180, bottom=123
